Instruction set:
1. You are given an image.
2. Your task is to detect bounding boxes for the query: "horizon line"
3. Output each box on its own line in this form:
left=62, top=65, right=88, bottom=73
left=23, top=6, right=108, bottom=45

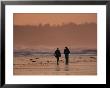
left=14, top=22, right=97, bottom=27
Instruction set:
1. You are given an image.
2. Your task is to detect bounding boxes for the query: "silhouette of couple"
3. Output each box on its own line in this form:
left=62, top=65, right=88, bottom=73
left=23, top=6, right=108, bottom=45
left=54, top=47, right=70, bottom=65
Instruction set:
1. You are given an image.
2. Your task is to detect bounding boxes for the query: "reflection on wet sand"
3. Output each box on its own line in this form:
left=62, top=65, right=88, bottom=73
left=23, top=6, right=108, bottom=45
left=14, top=55, right=97, bottom=75
left=55, top=65, right=60, bottom=71
left=64, top=65, right=69, bottom=71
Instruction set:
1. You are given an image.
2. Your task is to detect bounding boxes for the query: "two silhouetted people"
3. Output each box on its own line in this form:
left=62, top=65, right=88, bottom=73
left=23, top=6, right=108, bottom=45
left=54, top=48, right=61, bottom=65
left=54, top=47, right=70, bottom=65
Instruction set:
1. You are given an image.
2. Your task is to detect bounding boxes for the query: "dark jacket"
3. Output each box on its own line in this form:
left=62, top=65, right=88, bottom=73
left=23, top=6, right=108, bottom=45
left=54, top=50, right=61, bottom=57
left=64, top=48, right=70, bottom=55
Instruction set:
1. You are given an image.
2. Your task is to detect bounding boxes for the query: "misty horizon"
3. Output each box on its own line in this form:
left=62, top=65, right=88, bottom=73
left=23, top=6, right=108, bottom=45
left=14, top=22, right=96, bottom=27
left=14, top=22, right=97, bottom=49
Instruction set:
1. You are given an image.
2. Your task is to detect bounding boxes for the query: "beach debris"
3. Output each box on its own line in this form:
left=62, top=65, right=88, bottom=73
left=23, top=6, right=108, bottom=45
left=35, top=58, right=39, bottom=59
left=32, top=61, right=36, bottom=62
left=47, top=60, right=49, bottom=63
left=90, top=57, right=95, bottom=59
left=30, top=59, right=33, bottom=60
left=90, top=57, right=96, bottom=61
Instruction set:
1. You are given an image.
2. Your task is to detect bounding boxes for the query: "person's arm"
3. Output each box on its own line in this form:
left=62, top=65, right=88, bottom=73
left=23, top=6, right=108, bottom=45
left=59, top=51, right=61, bottom=57
left=64, top=49, right=65, bottom=54
left=69, top=50, right=70, bottom=54
left=54, top=51, right=56, bottom=56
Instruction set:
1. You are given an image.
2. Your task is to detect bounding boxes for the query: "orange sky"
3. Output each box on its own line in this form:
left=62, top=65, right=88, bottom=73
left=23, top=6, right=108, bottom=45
left=14, top=13, right=97, bottom=26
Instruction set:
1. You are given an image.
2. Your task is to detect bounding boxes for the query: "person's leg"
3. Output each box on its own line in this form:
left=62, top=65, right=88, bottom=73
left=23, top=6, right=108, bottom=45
left=67, top=55, right=69, bottom=65
left=65, top=55, right=69, bottom=65
left=57, top=57, right=59, bottom=65
left=66, top=59, right=68, bottom=65
left=65, top=55, right=66, bottom=65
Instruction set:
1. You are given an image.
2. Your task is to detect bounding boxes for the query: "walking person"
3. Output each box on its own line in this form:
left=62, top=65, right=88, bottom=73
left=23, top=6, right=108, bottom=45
left=54, top=48, right=61, bottom=65
left=64, top=47, right=70, bottom=65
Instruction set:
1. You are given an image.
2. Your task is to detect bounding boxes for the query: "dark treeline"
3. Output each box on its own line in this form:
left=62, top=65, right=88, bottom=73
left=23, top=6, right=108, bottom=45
left=14, top=22, right=96, bottom=30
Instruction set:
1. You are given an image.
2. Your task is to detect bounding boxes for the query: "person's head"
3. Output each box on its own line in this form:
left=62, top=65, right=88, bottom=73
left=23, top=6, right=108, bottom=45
left=57, top=48, right=59, bottom=50
left=65, top=47, right=68, bottom=49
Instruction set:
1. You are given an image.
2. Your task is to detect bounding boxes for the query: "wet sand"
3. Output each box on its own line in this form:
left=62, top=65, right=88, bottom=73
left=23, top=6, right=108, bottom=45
left=13, top=55, right=97, bottom=75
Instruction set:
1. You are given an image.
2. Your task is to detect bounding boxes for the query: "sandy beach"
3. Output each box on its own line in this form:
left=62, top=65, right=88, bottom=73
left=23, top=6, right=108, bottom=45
left=13, top=55, right=97, bottom=75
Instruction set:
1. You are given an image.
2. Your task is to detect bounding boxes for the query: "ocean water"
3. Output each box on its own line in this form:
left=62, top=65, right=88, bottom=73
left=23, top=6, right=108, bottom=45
left=14, top=52, right=97, bottom=58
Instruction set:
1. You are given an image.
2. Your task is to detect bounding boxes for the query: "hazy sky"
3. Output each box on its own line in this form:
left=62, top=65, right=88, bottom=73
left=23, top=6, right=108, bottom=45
left=14, top=13, right=97, bottom=26
left=14, top=13, right=97, bottom=50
